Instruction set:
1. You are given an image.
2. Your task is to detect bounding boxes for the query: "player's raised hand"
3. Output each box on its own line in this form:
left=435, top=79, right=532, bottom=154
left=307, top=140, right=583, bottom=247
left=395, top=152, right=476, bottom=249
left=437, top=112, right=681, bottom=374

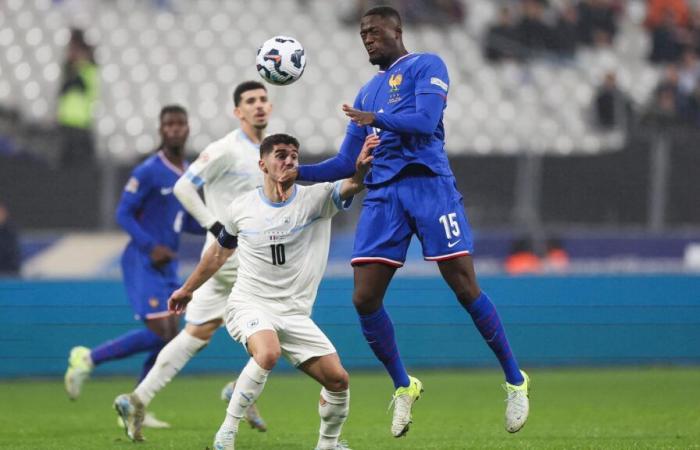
left=150, top=244, right=176, bottom=268
left=167, top=287, right=193, bottom=315
left=355, top=134, right=378, bottom=177
left=276, top=167, right=298, bottom=201
left=343, top=104, right=375, bottom=126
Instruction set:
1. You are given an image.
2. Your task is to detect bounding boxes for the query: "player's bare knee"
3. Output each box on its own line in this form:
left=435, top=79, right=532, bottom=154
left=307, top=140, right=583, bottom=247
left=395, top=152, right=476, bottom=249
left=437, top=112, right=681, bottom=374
left=324, top=367, right=349, bottom=392
left=185, top=321, right=219, bottom=342
left=352, top=291, right=381, bottom=314
left=252, top=349, right=280, bottom=370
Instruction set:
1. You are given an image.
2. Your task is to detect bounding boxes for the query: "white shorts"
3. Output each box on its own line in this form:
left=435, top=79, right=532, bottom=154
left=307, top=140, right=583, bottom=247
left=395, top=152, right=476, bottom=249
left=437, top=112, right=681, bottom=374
left=225, top=303, right=336, bottom=367
left=185, top=272, right=235, bottom=325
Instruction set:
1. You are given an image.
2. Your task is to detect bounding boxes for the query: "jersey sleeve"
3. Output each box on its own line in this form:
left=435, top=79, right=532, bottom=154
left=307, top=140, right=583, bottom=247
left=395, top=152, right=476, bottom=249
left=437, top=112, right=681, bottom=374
left=346, top=89, right=369, bottom=139
left=222, top=201, right=241, bottom=236
left=414, top=54, right=450, bottom=97
left=115, top=164, right=158, bottom=252
left=182, top=144, right=227, bottom=188
left=317, top=181, right=353, bottom=219
left=182, top=211, right=206, bottom=235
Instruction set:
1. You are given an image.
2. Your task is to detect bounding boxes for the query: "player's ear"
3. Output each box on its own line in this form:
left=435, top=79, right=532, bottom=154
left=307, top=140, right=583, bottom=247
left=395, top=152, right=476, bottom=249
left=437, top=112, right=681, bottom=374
left=233, top=107, right=242, bottom=120
left=258, top=159, right=267, bottom=174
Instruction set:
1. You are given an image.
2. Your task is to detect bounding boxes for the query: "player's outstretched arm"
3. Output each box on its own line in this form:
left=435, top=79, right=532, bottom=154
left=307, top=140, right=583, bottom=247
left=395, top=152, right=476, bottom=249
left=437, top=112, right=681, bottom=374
left=343, top=93, right=445, bottom=136
left=168, top=241, right=234, bottom=314
left=338, top=134, right=378, bottom=200
left=294, top=132, right=366, bottom=183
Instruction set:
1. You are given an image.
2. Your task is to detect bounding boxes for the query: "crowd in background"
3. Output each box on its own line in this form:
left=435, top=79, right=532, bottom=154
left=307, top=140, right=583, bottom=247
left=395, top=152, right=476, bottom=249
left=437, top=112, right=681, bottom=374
left=483, top=0, right=623, bottom=62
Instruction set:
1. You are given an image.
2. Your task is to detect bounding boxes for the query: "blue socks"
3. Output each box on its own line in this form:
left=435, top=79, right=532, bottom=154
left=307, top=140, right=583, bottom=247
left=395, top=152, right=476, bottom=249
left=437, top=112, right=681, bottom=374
left=464, top=292, right=524, bottom=385
left=359, top=307, right=411, bottom=389
left=90, top=328, right=165, bottom=366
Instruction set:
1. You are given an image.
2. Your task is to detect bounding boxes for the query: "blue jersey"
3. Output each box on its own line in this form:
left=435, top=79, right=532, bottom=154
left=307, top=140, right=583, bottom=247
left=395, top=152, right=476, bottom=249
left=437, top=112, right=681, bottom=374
left=348, top=52, right=453, bottom=185
left=116, top=151, right=202, bottom=279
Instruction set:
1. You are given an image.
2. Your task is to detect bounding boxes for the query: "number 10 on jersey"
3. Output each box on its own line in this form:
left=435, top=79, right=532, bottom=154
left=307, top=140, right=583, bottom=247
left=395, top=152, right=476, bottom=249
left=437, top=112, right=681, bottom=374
left=270, top=244, right=286, bottom=265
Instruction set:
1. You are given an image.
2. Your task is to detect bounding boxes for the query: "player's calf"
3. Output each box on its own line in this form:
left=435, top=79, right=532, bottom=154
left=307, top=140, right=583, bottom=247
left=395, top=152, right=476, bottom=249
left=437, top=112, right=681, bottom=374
left=221, top=381, right=268, bottom=432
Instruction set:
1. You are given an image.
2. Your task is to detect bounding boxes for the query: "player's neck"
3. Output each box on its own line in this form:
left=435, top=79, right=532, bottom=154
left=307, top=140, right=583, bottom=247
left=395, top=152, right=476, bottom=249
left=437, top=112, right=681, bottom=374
left=262, top=179, right=294, bottom=204
left=241, top=124, right=264, bottom=145
left=381, top=48, right=409, bottom=70
left=161, top=146, right=185, bottom=169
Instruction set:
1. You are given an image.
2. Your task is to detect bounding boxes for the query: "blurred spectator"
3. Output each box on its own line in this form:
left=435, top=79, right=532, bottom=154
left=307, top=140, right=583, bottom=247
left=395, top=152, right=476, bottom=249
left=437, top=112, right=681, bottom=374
left=594, top=72, right=633, bottom=129
left=551, top=3, right=580, bottom=57
left=0, top=202, right=21, bottom=276
left=576, top=0, right=618, bottom=47
left=504, top=237, right=542, bottom=275
left=516, top=0, right=553, bottom=56
left=649, top=11, right=686, bottom=63
left=645, top=0, right=689, bottom=30
left=543, top=238, right=570, bottom=272
left=341, top=0, right=465, bottom=26
left=484, top=6, right=522, bottom=62
left=0, top=108, right=21, bottom=157
left=643, top=65, right=684, bottom=125
left=677, top=49, right=700, bottom=94
left=56, top=28, right=99, bottom=167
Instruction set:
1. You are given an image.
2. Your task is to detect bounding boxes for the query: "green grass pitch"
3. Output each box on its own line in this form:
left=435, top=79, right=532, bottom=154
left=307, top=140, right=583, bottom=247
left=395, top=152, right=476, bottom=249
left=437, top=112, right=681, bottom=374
left=1, top=367, right=698, bottom=449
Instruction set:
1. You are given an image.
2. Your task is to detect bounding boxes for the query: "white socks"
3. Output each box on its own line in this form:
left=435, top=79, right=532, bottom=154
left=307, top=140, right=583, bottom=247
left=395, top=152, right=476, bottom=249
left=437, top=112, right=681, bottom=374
left=133, top=330, right=208, bottom=406
left=223, top=358, right=271, bottom=432
left=317, top=387, right=350, bottom=450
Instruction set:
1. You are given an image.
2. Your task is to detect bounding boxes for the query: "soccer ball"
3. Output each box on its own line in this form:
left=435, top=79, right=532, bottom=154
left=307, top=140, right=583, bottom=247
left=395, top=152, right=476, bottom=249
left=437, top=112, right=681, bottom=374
left=256, top=36, right=306, bottom=86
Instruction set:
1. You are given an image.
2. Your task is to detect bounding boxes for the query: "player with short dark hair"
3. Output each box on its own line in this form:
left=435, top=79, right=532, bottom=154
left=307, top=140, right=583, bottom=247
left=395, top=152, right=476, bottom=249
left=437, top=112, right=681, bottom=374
left=114, top=82, right=272, bottom=441
left=285, top=5, right=531, bottom=437
left=168, top=133, right=378, bottom=450
left=64, top=105, right=204, bottom=429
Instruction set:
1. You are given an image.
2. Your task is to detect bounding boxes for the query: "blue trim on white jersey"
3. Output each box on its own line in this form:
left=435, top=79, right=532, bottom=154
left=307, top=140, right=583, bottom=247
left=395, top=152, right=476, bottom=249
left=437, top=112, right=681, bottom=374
left=257, top=185, right=297, bottom=208
left=185, top=170, right=205, bottom=188
left=332, top=180, right=353, bottom=210
left=289, top=216, right=322, bottom=233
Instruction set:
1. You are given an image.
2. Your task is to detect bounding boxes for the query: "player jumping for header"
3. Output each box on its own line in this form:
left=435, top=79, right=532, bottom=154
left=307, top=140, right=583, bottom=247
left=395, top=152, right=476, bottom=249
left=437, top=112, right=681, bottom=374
left=284, top=6, right=530, bottom=437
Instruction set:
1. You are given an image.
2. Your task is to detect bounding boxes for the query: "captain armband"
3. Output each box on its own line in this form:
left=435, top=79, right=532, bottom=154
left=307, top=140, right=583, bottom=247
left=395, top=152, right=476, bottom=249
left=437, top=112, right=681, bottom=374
left=217, top=228, right=238, bottom=249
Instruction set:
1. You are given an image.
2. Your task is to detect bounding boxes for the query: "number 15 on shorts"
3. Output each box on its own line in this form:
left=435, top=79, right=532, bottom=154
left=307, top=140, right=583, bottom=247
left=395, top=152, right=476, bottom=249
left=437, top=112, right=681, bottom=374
left=439, top=213, right=461, bottom=240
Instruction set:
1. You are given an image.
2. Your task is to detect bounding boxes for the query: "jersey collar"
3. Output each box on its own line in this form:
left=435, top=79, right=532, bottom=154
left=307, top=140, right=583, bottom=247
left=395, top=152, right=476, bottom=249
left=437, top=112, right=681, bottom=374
left=257, top=185, right=297, bottom=208
left=377, top=52, right=416, bottom=73
left=157, top=150, right=187, bottom=176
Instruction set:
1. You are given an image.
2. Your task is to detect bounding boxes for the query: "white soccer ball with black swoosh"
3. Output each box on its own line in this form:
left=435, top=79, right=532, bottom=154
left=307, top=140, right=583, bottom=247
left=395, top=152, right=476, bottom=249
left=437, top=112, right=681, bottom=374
left=256, top=36, right=306, bottom=86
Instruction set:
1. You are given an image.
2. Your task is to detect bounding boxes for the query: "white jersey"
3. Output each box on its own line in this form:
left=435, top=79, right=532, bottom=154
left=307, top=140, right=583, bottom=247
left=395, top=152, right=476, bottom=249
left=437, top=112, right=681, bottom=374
left=184, top=129, right=263, bottom=277
left=223, top=182, right=348, bottom=316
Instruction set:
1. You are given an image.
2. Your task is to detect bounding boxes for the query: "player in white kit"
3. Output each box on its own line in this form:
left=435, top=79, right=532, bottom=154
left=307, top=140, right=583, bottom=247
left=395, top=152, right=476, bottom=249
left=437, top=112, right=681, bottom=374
left=169, top=133, right=378, bottom=450
left=114, top=82, right=270, bottom=442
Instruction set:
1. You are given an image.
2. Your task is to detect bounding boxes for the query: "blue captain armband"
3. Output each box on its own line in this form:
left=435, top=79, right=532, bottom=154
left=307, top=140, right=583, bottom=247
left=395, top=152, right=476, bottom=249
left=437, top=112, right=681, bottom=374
left=217, top=228, right=238, bottom=249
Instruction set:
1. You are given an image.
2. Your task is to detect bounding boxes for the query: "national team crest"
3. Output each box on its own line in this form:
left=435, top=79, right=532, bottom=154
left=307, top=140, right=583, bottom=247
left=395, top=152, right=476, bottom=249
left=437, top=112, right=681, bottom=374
left=389, top=73, right=403, bottom=92
left=148, top=297, right=159, bottom=308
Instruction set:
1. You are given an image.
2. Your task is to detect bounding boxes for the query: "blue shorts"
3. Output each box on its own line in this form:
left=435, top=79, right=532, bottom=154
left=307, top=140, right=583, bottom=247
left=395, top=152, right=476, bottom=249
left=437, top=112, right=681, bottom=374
left=121, top=245, right=179, bottom=321
left=352, top=169, right=473, bottom=267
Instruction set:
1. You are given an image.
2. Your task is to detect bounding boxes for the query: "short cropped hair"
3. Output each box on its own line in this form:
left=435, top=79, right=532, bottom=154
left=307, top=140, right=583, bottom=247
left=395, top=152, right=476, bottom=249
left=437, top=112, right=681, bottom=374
left=259, top=133, right=299, bottom=158
left=159, top=104, right=187, bottom=121
left=233, top=81, right=267, bottom=107
left=362, top=5, right=402, bottom=25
